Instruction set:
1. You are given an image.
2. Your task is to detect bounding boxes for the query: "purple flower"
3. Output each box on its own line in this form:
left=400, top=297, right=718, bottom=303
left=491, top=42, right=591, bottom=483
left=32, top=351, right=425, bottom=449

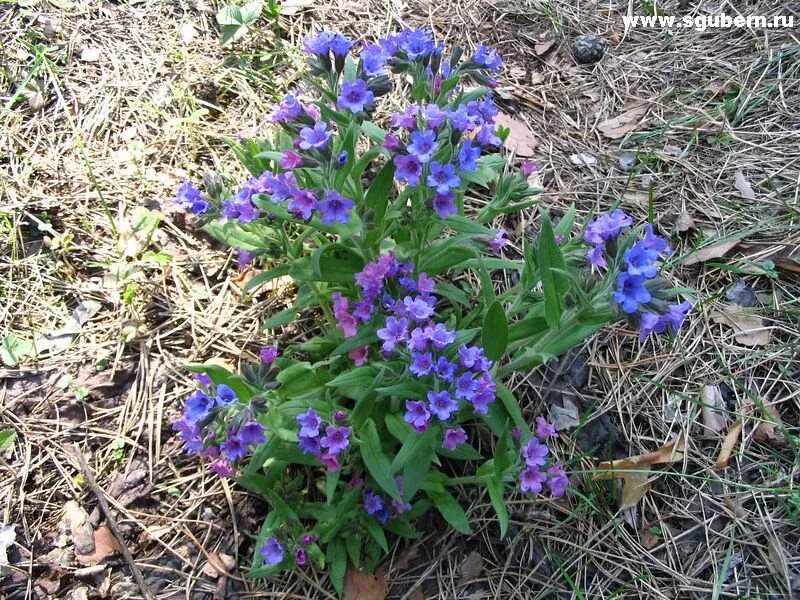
left=173, top=418, right=203, bottom=453
left=303, top=31, right=334, bottom=56
left=476, top=124, right=502, bottom=147
left=473, top=44, right=503, bottom=73
left=221, top=433, right=248, bottom=461
left=662, top=300, right=693, bottom=332
left=427, top=162, right=461, bottom=195
left=215, top=384, right=237, bottom=407
left=237, top=249, right=253, bottom=269
left=301, top=534, right=314, bottom=545
left=363, top=489, right=384, bottom=515
left=329, top=33, right=353, bottom=57
left=239, top=421, right=266, bottom=446
left=639, top=301, right=692, bottom=341
left=471, top=391, right=494, bottom=415
left=318, top=191, right=355, bottom=225
left=423, top=104, right=447, bottom=128
left=298, top=434, right=321, bottom=455
left=361, top=43, right=388, bottom=77
left=448, top=105, right=475, bottom=131
left=391, top=104, right=419, bottom=129
left=488, top=229, right=508, bottom=254
left=280, top=151, right=303, bottom=169
left=407, top=327, right=430, bottom=352
left=403, top=296, right=435, bottom=322
left=354, top=299, right=375, bottom=322
left=337, top=79, right=375, bottom=113
left=295, top=548, right=307, bottom=566
left=417, top=273, right=436, bottom=295
left=546, top=462, right=569, bottom=497
left=584, top=209, right=632, bottom=245
left=383, top=132, right=402, bottom=151
left=458, top=141, right=481, bottom=172
left=349, top=345, right=369, bottom=366
left=641, top=225, right=671, bottom=255
left=209, top=460, right=236, bottom=477
left=260, top=537, right=285, bottom=566
left=268, top=94, right=303, bottom=123
left=320, top=425, right=351, bottom=455
left=519, top=466, right=547, bottom=493
left=520, top=160, right=538, bottom=176
left=458, top=345, right=482, bottom=369
left=297, top=408, right=322, bottom=438
left=428, top=390, right=458, bottom=420
left=267, top=172, right=298, bottom=203
left=623, top=241, right=661, bottom=278
left=176, top=180, right=210, bottom=214
left=319, top=453, right=341, bottom=472
left=407, top=130, right=438, bottom=163
left=410, top=352, right=434, bottom=377
left=433, top=357, right=456, bottom=382
left=288, top=189, right=318, bottom=221
left=432, top=192, right=457, bottom=219
left=613, top=273, right=651, bottom=314
left=586, top=243, right=607, bottom=269
left=522, top=438, right=549, bottom=467
left=535, top=417, right=557, bottom=441
left=443, top=428, right=468, bottom=451
left=429, top=323, right=456, bottom=349
left=404, top=400, right=430, bottom=432
left=377, top=316, right=408, bottom=352
left=298, top=121, right=332, bottom=150
left=260, top=345, right=279, bottom=365
left=394, top=154, right=422, bottom=186
left=185, top=391, right=213, bottom=422
left=455, top=373, right=478, bottom=400
left=400, top=29, right=435, bottom=60
left=332, top=292, right=359, bottom=337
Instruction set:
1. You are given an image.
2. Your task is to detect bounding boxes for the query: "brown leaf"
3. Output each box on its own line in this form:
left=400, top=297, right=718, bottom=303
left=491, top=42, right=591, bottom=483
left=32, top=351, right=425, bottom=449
left=534, top=39, right=557, bottom=56
left=620, top=468, right=652, bottom=510
left=597, top=103, right=647, bottom=139
left=344, top=567, right=388, bottom=600
left=64, top=501, right=95, bottom=555
left=710, top=306, right=770, bottom=347
left=753, top=404, right=785, bottom=445
left=674, top=211, right=696, bottom=233
left=734, top=170, right=756, bottom=200
left=457, top=551, right=484, bottom=587
left=715, top=419, right=743, bottom=469
left=700, top=385, right=728, bottom=436
left=683, top=239, right=740, bottom=265
left=640, top=526, right=661, bottom=550
left=595, top=432, right=686, bottom=478
left=75, top=526, right=122, bottom=566
left=494, top=113, right=537, bottom=157
left=408, top=589, right=426, bottom=600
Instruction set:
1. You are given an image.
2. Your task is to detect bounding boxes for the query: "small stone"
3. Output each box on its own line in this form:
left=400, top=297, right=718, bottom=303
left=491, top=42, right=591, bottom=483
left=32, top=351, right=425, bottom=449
left=571, top=35, right=606, bottom=64
left=618, top=152, right=637, bottom=171
left=726, top=280, right=757, bottom=307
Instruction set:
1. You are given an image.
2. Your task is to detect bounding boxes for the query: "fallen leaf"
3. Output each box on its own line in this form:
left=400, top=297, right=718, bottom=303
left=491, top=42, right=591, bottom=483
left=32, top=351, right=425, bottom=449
left=76, top=526, right=122, bottom=565
left=64, top=501, right=95, bottom=555
left=534, top=39, right=557, bottom=56
left=457, top=551, right=484, bottom=587
left=710, top=306, right=770, bottom=346
left=549, top=398, right=580, bottom=431
left=772, top=249, right=800, bottom=274
left=715, top=419, right=743, bottom=469
left=569, top=153, right=597, bottom=167
left=620, top=468, right=651, bottom=510
left=408, top=589, right=426, bottom=600
left=595, top=432, right=686, bottom=478
left=753, top=404, right=785, bottom=445
left=683, top=239, right=740, bottom=265
left=640, top=526, right=661, bottom=550
left=344, top=567, right=388, bottom=600
left=494, top=113, right=537, bottom=157
left=597, top=103, right=647, bottom=139
left=179, top=22, right=198, bottom=44
left=734, top=170, right=755, bottom=200
left=700, top=385, right=728, bottom=436
left=674, top=211, right=696, bottom=233
left=80, top=47, right=102, bottom=62
left=202, top=552, right=235, bottom=577
left=280, top=0, right=315, bottom=14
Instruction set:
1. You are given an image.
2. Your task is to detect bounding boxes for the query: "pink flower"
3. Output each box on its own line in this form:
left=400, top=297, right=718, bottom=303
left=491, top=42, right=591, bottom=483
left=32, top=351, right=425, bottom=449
left=349, top=345, right=369, bottom=366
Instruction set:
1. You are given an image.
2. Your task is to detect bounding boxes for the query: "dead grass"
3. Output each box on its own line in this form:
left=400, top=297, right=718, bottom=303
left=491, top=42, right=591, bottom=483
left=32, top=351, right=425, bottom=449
left=1, top=0, right=798, bottom=598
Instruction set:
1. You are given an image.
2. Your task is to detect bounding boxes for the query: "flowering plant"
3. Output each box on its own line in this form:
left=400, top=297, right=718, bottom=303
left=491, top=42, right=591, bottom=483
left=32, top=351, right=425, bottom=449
left=174, top=28, right=692, bottom=593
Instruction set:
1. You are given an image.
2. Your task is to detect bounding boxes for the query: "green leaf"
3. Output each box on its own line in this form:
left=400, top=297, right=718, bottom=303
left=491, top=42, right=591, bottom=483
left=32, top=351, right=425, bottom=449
left=487, top=478, right=509, bottom=538
left=364, top=161, right=396, bottom=246
left=184, top=363, right=255, bottom=401
left=327, top=469, right=340, bottom=505
left=244, top=263, right=290, bottom=293
left=360, top=419, right=402, bottom=502
left=538, top=212, right=569, bottom=329
left=364, top=517, right=389, bottom=552
left=0, top=429, right=17, bottom=453
left=345, top=533, right=361, bottom=567
left=360, top=121, right=387, bottom=143
left=327, top=366, right=377, bottom=390
left=437, top=442, right=483, bottom=461
left=326, top=538, right=347, bottom=595
left=481, top=301, right=508, bottom=361
left=1, top=334, right=34, bottom=366
left=331, top=326, right=378, bottom=356
left=428, top=489, right=472, bottom=534
left=391, top=425, right=435, bottom=474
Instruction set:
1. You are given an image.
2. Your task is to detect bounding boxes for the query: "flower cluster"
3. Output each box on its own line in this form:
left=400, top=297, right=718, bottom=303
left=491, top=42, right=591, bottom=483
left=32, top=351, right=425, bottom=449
left=172, top=375, right=266, bottom=477
left=583, top=209, right=633, bottom=269
left=259, top=533, right=315, bottom=568
left=518, top=417, right=568, bottom=497
left=176, top=179, right=210, bottom=215
left=332, top=252, right=496, bottom=452
left=361, top=476, right=412, bottom=524
left=295, top=408, right=352, bottom=472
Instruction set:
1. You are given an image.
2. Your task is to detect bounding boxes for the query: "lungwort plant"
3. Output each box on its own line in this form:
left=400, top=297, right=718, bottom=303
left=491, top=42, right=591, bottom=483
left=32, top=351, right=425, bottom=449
left=174, top=29, right=693, bottom=593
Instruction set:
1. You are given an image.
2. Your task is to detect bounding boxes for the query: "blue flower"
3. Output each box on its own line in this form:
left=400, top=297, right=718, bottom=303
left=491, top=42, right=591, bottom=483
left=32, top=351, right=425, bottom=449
left=400, top=29, right=436, bottom=61
left=623, top=241, right=660, bottom=278
left=363, top=489, right=385, bottom=515
left=393, top=154, right=422, bottom=186
left=176, top=180, right=210, bottom=214
left=260, top=537, right=285, bottom=566
left=403, top=296, right=434, bottom=322
left=448, top=105, right=475, bottom=131
left=361, top=43, right=388, bottom=77
left=318, top=191, right=355, bottom=225
left=239, top=421, right=266, bottom=445
left=473, top=44, right=503, bottom=73
left=409, top=352, right=434, bottom=377
left=476, top=124, right=502, bottom=147
left=184, top=391, right=213, bottom=423
left=298, top=121, right=332, bottom=150
left=432, top=192, right=457, bottom=219
left=221, top=433, right=248, bottom=461
left=427, top=162, right=461, bottom=194
left=329, top=33, right=353, bottom=57
left=423, top=104, right=447, bottom=128
left=429, top=323, right=456, bottom=349
left=337, top=79, right=374, bottom=113
left=455, top=372, right=478, bottom=400
left=457, top=141, right=481, bottom=172
left=297, top=408, right=322, bottom=438
left=404, top=399, right=430, bottom=432
left=427, top=390, right=458, bottom=420
left=641, top=225, right=672, bottom=255
left=288, top=189, right=318, bottom=221
left=407, top=129, right=438, bottom=163
left=433, top=357, right=456, bottom=382
left=613, top=273, right=651, bottom=314
left=216, top=384, right=237, bottom=407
